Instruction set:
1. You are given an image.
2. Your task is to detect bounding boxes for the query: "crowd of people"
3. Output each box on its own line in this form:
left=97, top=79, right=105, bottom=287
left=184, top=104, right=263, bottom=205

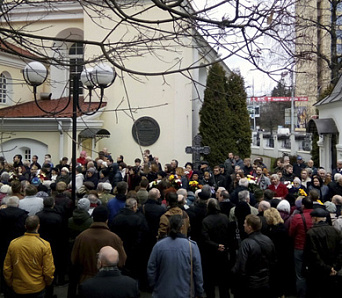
left=0, top=149, right=342, bottom=298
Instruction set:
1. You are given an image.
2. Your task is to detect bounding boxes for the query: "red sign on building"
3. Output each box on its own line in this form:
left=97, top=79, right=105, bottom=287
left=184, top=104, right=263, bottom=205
left=249, top=96, right=308, bottom=102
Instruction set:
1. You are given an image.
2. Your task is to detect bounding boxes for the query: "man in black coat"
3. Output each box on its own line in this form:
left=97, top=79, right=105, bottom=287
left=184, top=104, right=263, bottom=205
left=217, top=189, right=235, bottom=218
left=186, top=186, right=211, bottom=251
left=202, top=198, right=234, bottom=298
left=36, top=197, right=66, bottom=286
left=0, top=196, right=28, bottom=295
left=230, top=178, right=256, bottom=206
left=212, top=166, right=226, bottom=190
left=304, top=208, right=342, bottom=298
left=79, top=246, right=139, bottom=298
left=142, top=189, right=166, bottom=251
left=232, top=214, right=276, bottom=298
left=110, top=198, right=148, bottom=283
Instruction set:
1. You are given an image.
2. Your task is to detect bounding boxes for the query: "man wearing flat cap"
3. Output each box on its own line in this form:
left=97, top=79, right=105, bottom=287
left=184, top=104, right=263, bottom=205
left=304, top=208, right=342, bottom=297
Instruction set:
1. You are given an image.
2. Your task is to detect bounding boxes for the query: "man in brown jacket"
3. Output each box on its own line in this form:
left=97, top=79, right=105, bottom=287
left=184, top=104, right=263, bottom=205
left=71, top=205, right=126, bottom=283
left=158, top=192, right=190, bottom=239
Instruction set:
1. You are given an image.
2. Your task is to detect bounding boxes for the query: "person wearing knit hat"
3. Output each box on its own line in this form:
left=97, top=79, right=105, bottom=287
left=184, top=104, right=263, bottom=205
left=324, top=201, right=337, bottom=214
left=68, top=198, right=93, bottom=245
left=56, top=167, right=71, bottom=185
left=0, top=184, right=11, bottom=195
left=78, top=198, right=90, bottom=211
left=277, top=199, right=291, bottom=214
left=87, top=168, right=95, bottom=174
left=98, top=183, right=114, bottom=206
left=276, top=199, right=291, bottom=229
left=0, top=184, right=11, bottom=205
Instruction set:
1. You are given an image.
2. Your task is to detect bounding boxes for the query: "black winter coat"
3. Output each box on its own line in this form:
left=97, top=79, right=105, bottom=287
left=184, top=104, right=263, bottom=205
left=36, top=208, right=64, bottom=249
left=304, top=221, right=342, bottom=276
left=142, top=199, right=166, bottom=240
left=79, top=267, right=139, bottom=298
left=186, top=201, right=207, bottom=248
left=0, top=207, right=28, bottom=263
left=232, top=231, right=276, bottom=290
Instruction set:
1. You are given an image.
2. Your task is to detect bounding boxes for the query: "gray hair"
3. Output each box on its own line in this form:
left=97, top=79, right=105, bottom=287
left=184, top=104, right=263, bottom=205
left=97, top=183, right=104, bottom=192
left=335, top=173, right=342, bottom=182
left=270, top=174, right=279, bottom=181
left=238, top=190, right=250, bottom=202
left=318, top=168, right=326, bottom=175
left=148, top=188, right=160, bottom=201
left=125, top=198, right=137, bottom=210
left=239, top=178, right=249, bottom=188
left=293, top=177, right=301, bottom=185
left=0, top=172, right=9, bottom=181
left=5, top=196, right=20, bottom=207
left=176, top=188, right=187, bottom=197
left=258, top=200, right=271, bottom=212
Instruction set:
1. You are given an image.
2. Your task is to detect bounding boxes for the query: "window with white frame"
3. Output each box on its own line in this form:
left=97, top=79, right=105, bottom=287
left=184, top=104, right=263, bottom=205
left=24, top=149, right=31, bottom=161
left=0, top=73, right=7, bottom=103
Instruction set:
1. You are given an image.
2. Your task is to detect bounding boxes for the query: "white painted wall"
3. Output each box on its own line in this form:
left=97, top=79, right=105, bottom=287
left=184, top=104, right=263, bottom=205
left=1, top=138, right=48, bottom=163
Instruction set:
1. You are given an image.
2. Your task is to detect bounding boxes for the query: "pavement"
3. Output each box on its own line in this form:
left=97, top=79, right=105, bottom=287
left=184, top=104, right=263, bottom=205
left=54, top=284, right=152, bottom=298
left=53, top=285, right=297, bottom=298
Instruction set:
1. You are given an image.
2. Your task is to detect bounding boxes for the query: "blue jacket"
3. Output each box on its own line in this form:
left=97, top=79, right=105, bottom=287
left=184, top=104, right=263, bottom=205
left=147, top=236, right=204, bottom=298
left=107, top=194, right=126, bottom=225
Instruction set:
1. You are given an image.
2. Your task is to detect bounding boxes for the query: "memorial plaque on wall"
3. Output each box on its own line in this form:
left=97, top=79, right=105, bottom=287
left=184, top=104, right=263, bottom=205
left=132, top=117, right=160, bottom=146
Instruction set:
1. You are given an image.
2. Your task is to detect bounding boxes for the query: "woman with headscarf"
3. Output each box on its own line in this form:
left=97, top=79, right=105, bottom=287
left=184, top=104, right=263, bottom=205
left=277, top=199, right=292, bottom=230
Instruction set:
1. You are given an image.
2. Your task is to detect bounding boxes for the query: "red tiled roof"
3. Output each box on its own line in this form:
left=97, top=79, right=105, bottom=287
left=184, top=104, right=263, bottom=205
left=0, top=40, right=37, bottom=59
left=0, top=97, right=107, bottom=118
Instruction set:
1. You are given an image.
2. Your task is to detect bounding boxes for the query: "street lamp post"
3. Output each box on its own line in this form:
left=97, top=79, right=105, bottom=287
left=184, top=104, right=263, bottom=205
left=23, top=61, right=116, bottom=201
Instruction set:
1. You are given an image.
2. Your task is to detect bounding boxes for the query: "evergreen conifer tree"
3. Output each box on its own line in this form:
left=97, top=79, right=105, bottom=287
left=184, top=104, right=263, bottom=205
left=226, top=71, right=251, bottom=158
left=199, top=63, right=230, bottom=166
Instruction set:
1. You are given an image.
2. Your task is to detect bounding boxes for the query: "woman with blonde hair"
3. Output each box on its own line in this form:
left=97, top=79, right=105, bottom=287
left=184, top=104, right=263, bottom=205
left=264, top=207, right=284, bottom=226
left=264, top=207, right=294, bottom=297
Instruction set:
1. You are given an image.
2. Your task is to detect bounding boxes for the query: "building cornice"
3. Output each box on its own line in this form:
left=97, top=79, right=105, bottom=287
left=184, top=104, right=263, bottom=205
left=0, top=115, right=104, bottom=132
left=3, top=1, right=83, bottom=23
left=0, top=53, right=29, bottom=69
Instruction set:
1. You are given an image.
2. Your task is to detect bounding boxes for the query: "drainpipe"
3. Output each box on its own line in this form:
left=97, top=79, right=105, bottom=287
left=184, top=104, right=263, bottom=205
left=58, top=121, right=64, bottom=160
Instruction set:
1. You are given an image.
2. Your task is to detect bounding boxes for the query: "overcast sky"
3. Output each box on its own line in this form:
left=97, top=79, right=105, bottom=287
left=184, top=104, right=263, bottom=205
left=193, top=0, right=282, bottom=97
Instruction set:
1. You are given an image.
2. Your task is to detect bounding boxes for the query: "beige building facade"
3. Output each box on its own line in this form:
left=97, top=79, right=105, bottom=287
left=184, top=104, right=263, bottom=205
left=295, top=0, right=341, bottom=117
left=0, top=1, right=230, bottom=166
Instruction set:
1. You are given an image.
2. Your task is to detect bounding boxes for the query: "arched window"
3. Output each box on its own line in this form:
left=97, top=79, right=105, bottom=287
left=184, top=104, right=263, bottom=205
left=69, top=42, right=84, bottom=94
left=0, top=73, right=7, bottom=103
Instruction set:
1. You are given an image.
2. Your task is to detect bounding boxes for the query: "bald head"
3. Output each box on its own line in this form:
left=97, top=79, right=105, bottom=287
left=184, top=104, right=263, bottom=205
left=97, top=246, right=119, bottom=269
left=258, top=200, right=271, bottom=212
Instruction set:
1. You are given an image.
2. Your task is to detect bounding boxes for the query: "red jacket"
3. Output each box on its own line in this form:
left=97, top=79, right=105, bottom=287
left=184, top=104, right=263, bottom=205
left=289, top=209, right=313, bottom=250
left=268, top=182, right=288, bottom=198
